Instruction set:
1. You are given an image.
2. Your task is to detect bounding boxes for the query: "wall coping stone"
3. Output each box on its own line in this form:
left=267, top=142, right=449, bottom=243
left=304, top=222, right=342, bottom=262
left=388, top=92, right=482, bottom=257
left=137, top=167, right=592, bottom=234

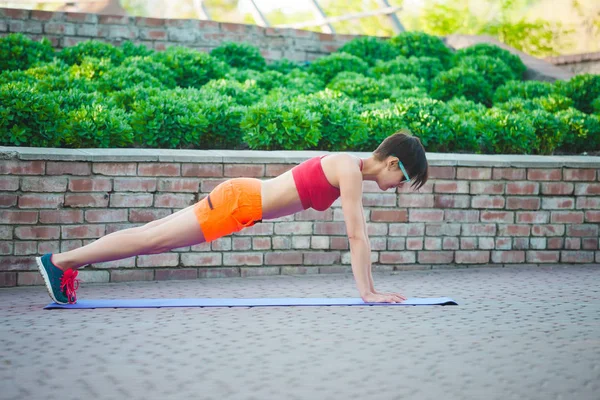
left=2, top=147, right=600, bottom=167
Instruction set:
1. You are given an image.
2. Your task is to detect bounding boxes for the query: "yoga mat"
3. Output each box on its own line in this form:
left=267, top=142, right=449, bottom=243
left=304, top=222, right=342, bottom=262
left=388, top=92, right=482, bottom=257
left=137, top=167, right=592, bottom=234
left=45, top=297, right=458, bottom=309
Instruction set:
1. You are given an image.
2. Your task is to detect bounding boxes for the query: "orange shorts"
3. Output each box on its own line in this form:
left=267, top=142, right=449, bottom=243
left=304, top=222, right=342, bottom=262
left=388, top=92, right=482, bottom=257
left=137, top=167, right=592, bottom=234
left=194, top=178, right=262, bottom=243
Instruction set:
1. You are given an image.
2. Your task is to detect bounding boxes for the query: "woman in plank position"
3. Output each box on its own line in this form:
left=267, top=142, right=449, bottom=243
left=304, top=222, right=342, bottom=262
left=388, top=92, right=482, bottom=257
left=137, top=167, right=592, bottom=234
left=37, top=131, right=428, bottom=305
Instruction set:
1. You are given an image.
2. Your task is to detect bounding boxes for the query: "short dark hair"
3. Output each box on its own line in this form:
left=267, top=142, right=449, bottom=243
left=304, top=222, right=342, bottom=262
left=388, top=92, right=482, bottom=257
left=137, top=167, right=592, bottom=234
left=373, top=130, right=429, bottom=191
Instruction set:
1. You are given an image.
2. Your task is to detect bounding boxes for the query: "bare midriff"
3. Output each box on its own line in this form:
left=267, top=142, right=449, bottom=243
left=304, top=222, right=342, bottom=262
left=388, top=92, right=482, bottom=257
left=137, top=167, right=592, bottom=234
left=260, top=170, right=304, bottom=220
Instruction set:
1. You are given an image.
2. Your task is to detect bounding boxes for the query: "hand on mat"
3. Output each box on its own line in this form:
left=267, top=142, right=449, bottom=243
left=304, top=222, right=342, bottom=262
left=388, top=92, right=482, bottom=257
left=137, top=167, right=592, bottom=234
left=362, top=292, right=406, bottom=303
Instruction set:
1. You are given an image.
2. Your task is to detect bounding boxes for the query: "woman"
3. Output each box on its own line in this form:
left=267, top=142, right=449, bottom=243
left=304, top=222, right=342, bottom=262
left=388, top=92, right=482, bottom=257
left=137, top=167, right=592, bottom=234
left=37, top=131, right=428, bottom=305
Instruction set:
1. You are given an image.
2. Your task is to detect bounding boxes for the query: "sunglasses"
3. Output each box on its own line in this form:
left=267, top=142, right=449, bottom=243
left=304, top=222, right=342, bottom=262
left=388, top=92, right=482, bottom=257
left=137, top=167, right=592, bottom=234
left=398, top=161, right=410, bottom=183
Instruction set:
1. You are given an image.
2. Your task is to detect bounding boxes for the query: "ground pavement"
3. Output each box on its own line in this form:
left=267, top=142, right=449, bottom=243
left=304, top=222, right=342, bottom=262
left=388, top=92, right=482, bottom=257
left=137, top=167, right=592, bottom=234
left=1, top=265, right=599, bottom=400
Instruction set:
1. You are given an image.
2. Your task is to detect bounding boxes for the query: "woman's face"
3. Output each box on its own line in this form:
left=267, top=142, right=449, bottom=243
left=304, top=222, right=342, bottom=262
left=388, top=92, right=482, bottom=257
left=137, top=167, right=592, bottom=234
left=377, top=157, right=409, bottom=191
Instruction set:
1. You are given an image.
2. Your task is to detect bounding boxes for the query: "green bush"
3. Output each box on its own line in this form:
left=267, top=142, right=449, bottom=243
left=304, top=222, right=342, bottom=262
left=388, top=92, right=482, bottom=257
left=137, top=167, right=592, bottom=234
left=446, top=96, right=487, bottom=114
left=496, top=97, right=539, bottom=113
left=282, top=69, right=325, bottom=95
left=477, top=108, right=538, bottom=154
left=532, top=94, right=574, bottom=113
left=449, top=114, right=480, bottom=153
left=200, top=78, right=265, bottom=106
left=130, top=93, right=210, bottom=148
left=120, top=41, right=154, bottom=58
left=61, top=104, right=134, bottom=148
left=120, top=56, right=177, bottom=88
left=555, top=108, right=600, bottom=153
left=389, top=32, right=452, bottom=67
left=0, top=33, right=55, bottom=72
left=241, top=96, right=322, bottom=150
left=211, top=42, right=266, bottom=71
left=379, top=73, right=424, bottom=91
left=267, top=58, right=298, bottom=74
left=493, top=80, right=554, bottom=104
left=59, top=40, right=124, bottom=65
left=151, top=47, right=228, bottom=88
left=526, top=109, right=566, bottom=155
left=228, top=69, right=289, bottom=92
left=389, top=87, right=429, bottom=101
left=327, top=72, right=391, bottom=104
left=360, top=105, right=408, bottom=149
left=307, top=52, right=369, bottom=83
left=54, top=88, right=112, bottom=112
left=336, top=37, right=400, bottom=66
left=96, top=65, right=166, bottom=93
left=110, top=86, right=163, bottom=113
left=371, top=56, right=445, bottom=82
left=453, top=43, right=526, bottom=79
left=395, top=97, right=455, bottom=152
left=0, top=82, right=63, bottom=147
left=456, top=55, right=514, bottom=89
left=431, top=67, right=493, bottom=106
left=559, top=74, right=600, bottom=114
left=592, top=97, right=600, bottom=114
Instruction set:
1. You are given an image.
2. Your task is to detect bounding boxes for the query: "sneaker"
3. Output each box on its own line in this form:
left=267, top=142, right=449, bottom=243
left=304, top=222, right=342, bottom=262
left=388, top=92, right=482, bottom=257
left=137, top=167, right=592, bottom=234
left=36, top=254, right=80, bottom=304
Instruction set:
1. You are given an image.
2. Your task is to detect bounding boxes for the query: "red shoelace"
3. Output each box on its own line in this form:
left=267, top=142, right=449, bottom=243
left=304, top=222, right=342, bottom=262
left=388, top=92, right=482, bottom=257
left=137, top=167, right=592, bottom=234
left=60, top=269, right=80, bottom=304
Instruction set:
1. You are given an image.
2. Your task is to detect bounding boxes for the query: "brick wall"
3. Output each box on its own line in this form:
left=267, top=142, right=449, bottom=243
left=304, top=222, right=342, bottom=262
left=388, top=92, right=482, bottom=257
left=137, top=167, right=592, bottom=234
left=0, top=7, right=359, bottom=62
left=1, top=148, right=599, bottom=287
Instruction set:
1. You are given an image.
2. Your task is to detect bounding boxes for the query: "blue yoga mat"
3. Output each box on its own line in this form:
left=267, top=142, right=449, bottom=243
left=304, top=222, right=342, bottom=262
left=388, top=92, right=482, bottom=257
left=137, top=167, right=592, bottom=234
left=44, top=297, right=458, bottom=309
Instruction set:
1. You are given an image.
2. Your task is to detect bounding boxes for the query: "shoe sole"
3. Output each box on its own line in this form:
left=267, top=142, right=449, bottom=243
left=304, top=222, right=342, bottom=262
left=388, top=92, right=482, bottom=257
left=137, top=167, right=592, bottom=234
left=36, top=257, right=67, bottom=305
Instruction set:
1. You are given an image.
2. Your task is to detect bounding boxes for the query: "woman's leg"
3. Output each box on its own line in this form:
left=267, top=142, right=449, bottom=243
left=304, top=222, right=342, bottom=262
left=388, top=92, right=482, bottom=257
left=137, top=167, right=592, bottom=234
left=109, top=204, right=195, bottom=237
left=52, top=206, right=205, bottom=270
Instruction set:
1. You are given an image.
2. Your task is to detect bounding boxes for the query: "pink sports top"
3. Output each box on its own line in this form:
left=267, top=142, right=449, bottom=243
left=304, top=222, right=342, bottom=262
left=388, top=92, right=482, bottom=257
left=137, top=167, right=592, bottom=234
left=292, top=155, right=363, bottom=211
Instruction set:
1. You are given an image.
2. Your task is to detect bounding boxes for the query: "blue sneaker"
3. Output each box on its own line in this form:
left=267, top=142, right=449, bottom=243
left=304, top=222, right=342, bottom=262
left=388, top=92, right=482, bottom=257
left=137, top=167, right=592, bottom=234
left=36, top=254, right=80, bottom=304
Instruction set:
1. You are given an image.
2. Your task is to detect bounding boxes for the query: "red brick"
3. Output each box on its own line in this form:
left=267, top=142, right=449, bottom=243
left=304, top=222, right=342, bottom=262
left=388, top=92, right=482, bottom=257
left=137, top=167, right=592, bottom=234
left=574, top=183, right=600, bottom=195
left=129, top=209, right=171, bottom=223
left=46, top=162, right=90, bottom=176
left=330, top=237, right=348, bottom=250
left=1, top=8, right=30, bottom=18
left=93, top=163, right=137, bottom=176
left=506, top=197, right=540, bottom=210
left=481, top=211, right=514, bottom=223
left=577, top=197, right=600, bottom=209
left=13, top=241, right=35, bottom=255
left=274, top=222, right=313, bottom=235
left=542, top=197, right=574, bottom=210
left=409, top=209, right=444, bottom=222
left=181, top=164, right=223, bottom=177
left=232, top=237, right=251, bottom=250
left=304, top=251, right=340, bottom=265
left=470, top=182, right=504, bottom=195
left=367, top=224, right=388, bottom=236
left=18, top=194, right=63, bottom=209
left=527, top=169, right=561, bottom=181
left=434, top=181, right=469, bottom=193
left=380, top=252, right=416, bottom=264
left=561, top=251, right=594, bottom=263
left=265, top=164, right=294, bottom=177
left=442, top=237, right=459, bottom=250
left=141, top=29, right=167, bottom=40
left=471, top=196, right=505, bottom=209
left=565, top=238, right=580, bottom=250
left=154, top=269, right=197, bottom=280
left=492, top=251, right=525, bottom=263
left=113, top=178, right=157, bottom=192
left=406, top=238, right=424, bottom=250
left=526, top=251, right=559, bottom=263
left=265, top=252, right=302, bottom=265
left=585, top=211, right=600, bottom=222
left=201, top=179, right=228, bottom=193
left=0, top=160, right=44, bottom=175
left=551, top=211, right=584, bottom=224
left=493, top=168, right=526, bottom=180
left=154, top=193, right=194, bottom=208
left=398, top=181, right=434, bottom=194
left=241, top=267, right=281, bottom=277
left=39, top=210, right=82, bottom=224
left=0, top=241, right=13, bottom=255
left=0, top=226, right=12, bottom=240
left=547, top=238, right=563, bottom=249
left=314, top=222, right=346, bottom=235
left=65, top=193, right=109, bottom=208
left=157, top=179, right=200, bottom=193
left=68, top=178, right=112, bottom=192
left=567, top=224, right=598, bottom=237
left=389, top=223, right=425, bottom=236
left=84, top=209, right=128, bottom=223
left=0, top=194, right=17, bottom=207
left=444, top=210, right=479, bottom=222
left=0, top=177, right=19, bottom=191
left=506, top=182, right=539, bottom=195
left=516, top=212, right=549, bottom=224
left=532, top=225, right=565, bottom=237
left=424, top=237, right=442, bottom=250
left=61, top=225, right=105, bottom=239
left=197, top=267, right=238, bottom=278
left=253, top=237, right=271, bottom=250
left=111, top=270, right=154, bottom=283
left=15, top=226, right=60, bottom=240
left=497, top=224, right=530, bottom=237
left=235, top=223, right=273, bottom=236
left=397, top=194, right=434, bottom=208
left=512, top=237, right=528, bottom=249
left=137, top=254, right=179, bottom=267
left=582, top=238, right=598, bottom=250
left=181, top=253, right=222, bottom=266
left=295, top=209, right=333, bottom=221
left=109, top=193, right=153, bottom=208
left=0, top=272, right=17, bottom=287
left=418, top=251, right=454, bottom=264
left=17, top=271, right=45, bottom=286
left=563, top=168, right=595, bottom=181
left=542, top=183, right=574, bottom=195
left=21, top=177, right=68, bottom=192
left=457, top=167, right=491, bottom=180
left=462, top=224, right=496, bottom=236
left=224, top=164, right=264, bottom=177
left=363, top=193, right=396, bottom=207
left=38, top=241, right=60, bottom=254
left=455, top=251, right=490, bottom=264
left=425, top=223, right=461, bottom=236
left=434, top=195, right=470, bottom=209
left=495, top=237, right=512, bottom=250
left=138, top=163, right=180, bottom=177
left=0, top=256, right=37, bottom=271
left=428, top=166, right=455, bottom=179
left=223, top=252, right=262, bottom=266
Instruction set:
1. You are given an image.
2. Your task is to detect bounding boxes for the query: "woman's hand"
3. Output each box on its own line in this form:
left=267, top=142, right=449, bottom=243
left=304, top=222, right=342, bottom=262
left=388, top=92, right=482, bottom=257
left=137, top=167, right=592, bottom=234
left=361, top=291, right=406, bottom=304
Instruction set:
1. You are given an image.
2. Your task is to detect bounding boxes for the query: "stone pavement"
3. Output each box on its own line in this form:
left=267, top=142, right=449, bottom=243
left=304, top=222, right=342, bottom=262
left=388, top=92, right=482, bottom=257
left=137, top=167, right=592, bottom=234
left=1, top=266, right=599, bottom=400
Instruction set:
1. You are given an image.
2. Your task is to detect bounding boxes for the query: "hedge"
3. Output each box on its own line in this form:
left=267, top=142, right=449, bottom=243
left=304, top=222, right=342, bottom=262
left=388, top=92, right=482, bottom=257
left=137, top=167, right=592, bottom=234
left=1, top=33, right=599, bottom=155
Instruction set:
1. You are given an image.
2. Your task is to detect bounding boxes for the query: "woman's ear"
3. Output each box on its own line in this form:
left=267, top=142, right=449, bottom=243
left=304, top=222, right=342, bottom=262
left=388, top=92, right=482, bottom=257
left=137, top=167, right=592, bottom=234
left=387, top=156, right=399, bottom=170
